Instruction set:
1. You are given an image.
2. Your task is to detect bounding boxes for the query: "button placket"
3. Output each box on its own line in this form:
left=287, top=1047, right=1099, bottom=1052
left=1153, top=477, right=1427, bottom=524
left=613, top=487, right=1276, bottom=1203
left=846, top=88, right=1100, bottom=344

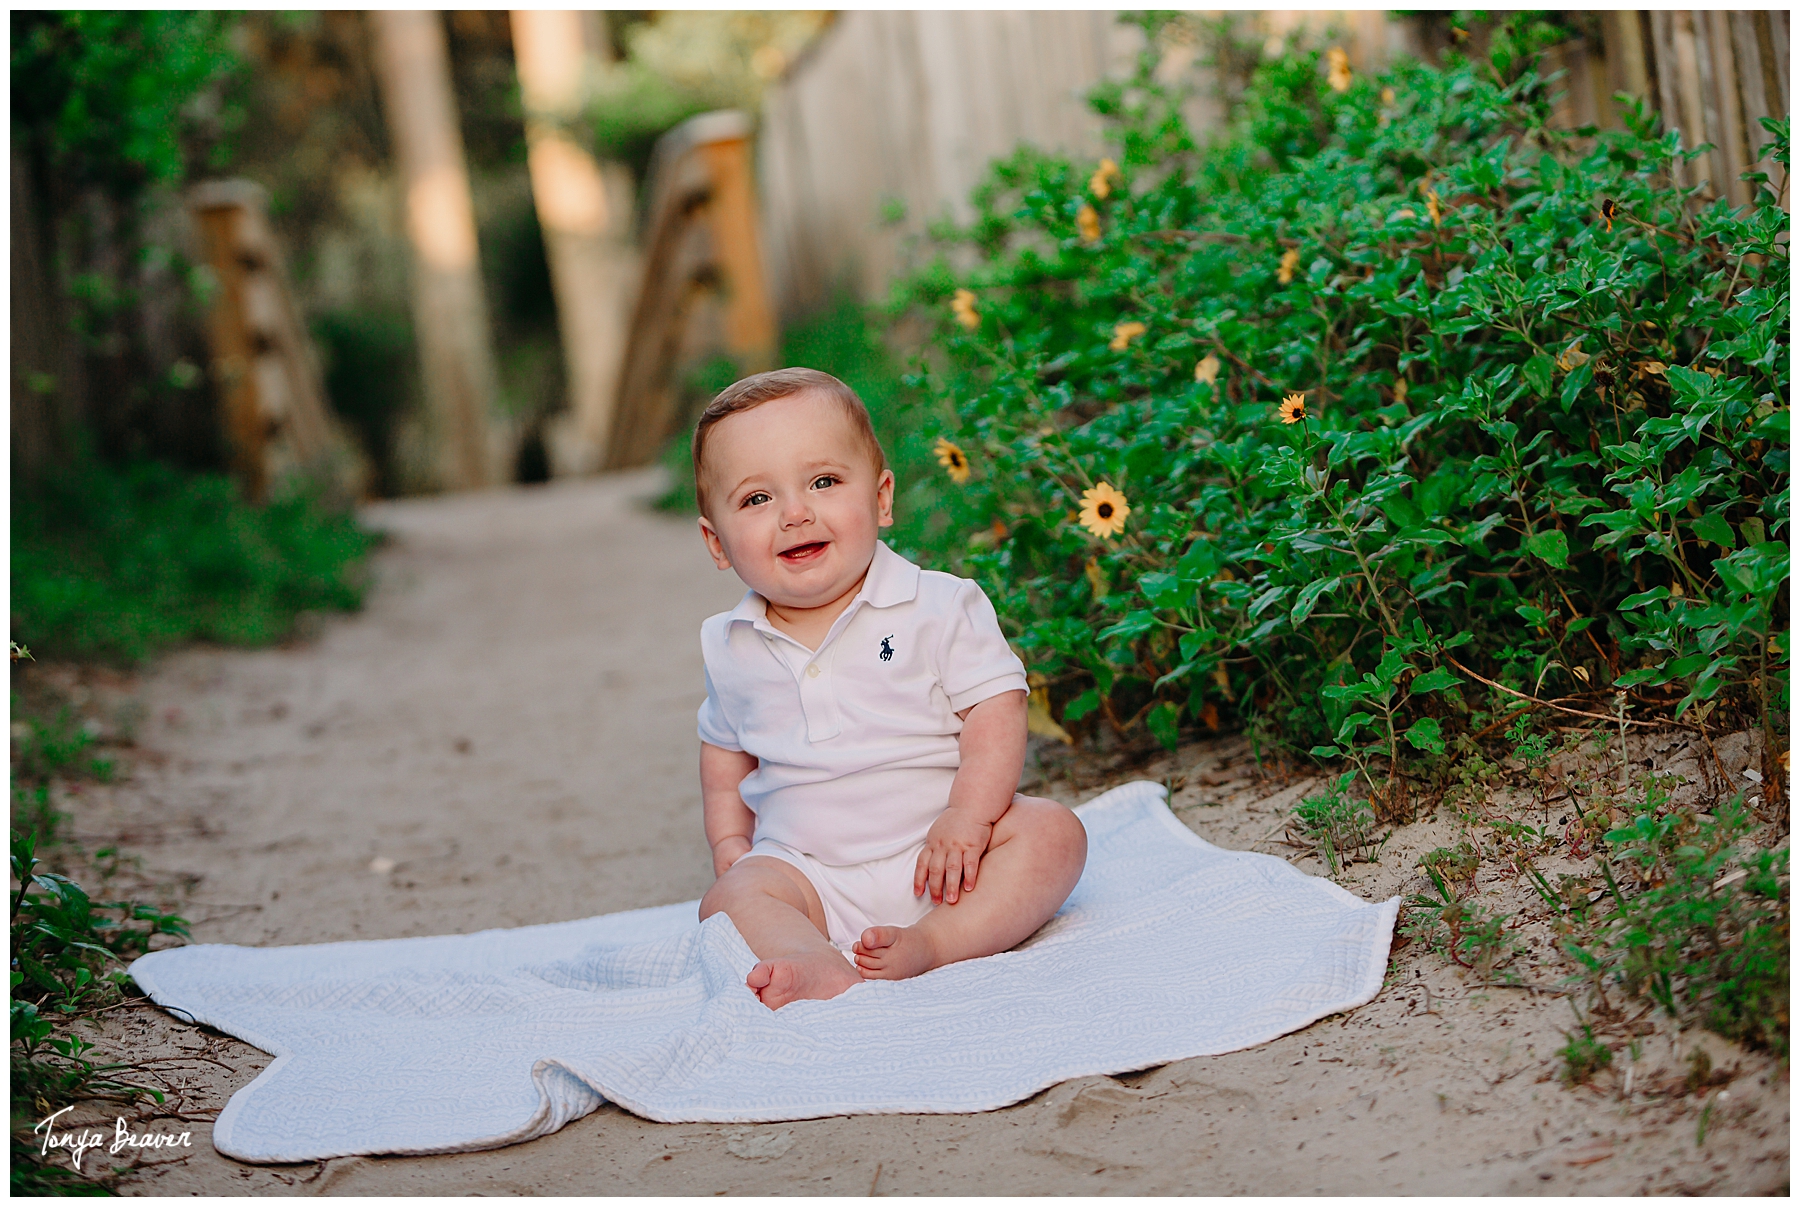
left=799, top=626, right=844, bottom=742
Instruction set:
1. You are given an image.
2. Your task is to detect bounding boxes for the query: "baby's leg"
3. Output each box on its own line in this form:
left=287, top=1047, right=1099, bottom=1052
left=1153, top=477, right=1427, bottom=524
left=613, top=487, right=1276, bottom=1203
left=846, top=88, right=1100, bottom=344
left=854, top=795, right=1086, bottom=980
left=699, top=856, right=861, bottom=1008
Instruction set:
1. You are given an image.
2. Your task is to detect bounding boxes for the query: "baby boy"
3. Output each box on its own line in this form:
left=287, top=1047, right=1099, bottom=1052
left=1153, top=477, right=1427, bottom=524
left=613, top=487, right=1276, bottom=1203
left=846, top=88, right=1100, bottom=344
left=692, top=367, right=1088, bottom=1009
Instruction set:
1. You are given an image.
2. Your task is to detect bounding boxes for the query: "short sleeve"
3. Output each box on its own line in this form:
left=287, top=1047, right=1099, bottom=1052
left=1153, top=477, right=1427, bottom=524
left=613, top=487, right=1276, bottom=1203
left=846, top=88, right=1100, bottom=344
left=937, top=581, right=1030, bottom=714
left=696, top=664, right=743, bottom=750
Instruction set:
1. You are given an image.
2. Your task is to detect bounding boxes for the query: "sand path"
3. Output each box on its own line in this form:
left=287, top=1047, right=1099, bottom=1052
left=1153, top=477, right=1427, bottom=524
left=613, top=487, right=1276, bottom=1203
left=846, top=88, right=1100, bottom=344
left=53, top=472, right=1785, bottom=1194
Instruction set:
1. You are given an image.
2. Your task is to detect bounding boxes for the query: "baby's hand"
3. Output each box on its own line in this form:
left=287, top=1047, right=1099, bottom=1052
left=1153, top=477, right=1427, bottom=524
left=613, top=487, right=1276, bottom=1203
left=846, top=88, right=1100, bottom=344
left=915, top=807, right=994, bottom=905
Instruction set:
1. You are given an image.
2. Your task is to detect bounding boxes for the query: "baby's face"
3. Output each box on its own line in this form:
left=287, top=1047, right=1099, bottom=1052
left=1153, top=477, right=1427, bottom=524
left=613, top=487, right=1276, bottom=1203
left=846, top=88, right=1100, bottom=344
left=697, top=390, right=894, bottom=611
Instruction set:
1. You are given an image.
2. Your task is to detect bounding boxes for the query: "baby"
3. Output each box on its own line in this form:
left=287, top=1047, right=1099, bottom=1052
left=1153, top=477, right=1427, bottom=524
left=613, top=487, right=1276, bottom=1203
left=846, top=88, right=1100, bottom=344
left=692, top=367, right=1088, bottom=1009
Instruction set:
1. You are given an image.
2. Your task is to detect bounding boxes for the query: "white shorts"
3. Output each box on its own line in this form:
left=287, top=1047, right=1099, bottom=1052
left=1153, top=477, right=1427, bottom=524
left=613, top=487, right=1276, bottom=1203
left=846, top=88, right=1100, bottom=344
left=745, top=837, right=935, bottom=952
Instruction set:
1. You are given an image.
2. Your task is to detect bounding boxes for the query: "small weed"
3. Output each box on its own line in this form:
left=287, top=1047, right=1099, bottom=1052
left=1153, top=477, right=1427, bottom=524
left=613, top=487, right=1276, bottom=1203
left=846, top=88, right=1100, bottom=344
left=1292, top=777, right=1380, bottom=873
left=1575, top=794, right=1789, bottom=1055
left=1684, top=1047, right=1714, bottom=1094
left=11, top=703, right=115, bottom=786
left=1558, top=1025, right=1614, bottom=1086
left=1405, top=863, right=1518, bottom=982
left=1420, top=842, right=1479, bottom=886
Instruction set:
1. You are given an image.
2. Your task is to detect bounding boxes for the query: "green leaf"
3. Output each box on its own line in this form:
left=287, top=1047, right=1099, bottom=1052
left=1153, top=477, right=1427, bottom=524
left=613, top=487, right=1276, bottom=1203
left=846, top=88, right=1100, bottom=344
left=1688, top=512, right=1737, bottom=550
left=1174, top=537, right=1222, bottom=581
left=1403, top=716, right=1445, bottom=754
left=1559, top=360, right=1593, bottom=412
left=1618, top=587, right=1669, bottom=610
left=1062, top=689, right=1101, bottom=722
left=1138, top=572, right=1190, bottom=610
left=1290, top=576, right=1341, bottom=625
left=1525, top=529, right=1570, bottom=569
left=1523, top=352, right=1554, bottom=398
left=1146, top=701, right=1180, bottom=751
left=1410, top=667, right=1461, bottom=694
left=1309, top=745, right=1341, bottom=759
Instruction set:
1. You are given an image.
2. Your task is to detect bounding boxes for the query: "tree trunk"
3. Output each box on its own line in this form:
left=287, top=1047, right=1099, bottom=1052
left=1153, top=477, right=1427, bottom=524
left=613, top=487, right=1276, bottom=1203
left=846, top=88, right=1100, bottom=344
left=510, top=9, right=638, bottom=477
left=368, top=9, right=497, bottom=492
left=10, top=142, right=83, bottom=482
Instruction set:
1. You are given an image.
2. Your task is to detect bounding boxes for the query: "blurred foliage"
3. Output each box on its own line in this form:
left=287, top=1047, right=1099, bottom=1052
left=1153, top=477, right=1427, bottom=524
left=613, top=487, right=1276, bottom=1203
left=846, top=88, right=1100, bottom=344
left=312, top=310, right=417, bottom=500
left=892, top=14, right=1789, bottom=800
left=11, top=456, right=378, bottom=665
left=10, top=10, right=242, bottom=201
left=587, top=12, right=831, bottom=183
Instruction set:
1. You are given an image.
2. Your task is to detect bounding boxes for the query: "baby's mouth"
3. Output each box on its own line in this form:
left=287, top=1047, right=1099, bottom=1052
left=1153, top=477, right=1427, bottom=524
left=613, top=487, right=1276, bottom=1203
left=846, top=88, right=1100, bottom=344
left=778, top=540, right=829, bottom=564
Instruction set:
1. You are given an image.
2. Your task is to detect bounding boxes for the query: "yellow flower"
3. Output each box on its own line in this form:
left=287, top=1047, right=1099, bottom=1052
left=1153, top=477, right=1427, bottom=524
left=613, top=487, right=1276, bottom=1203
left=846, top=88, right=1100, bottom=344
left=933, top=437, right=972, bottom=484
left=1078, top=482, right=1130, bottom=539
left=1393, top=377, right=1408, bottom=404
left=1381, top=86, right=1396, bottom=105
left=1110, top=320, right=1146, bottom=351
left=1077, top=203, right=1101, bottom=243
left=1089, top=157, right=1121, bottom=199
left=1326, top=47, right=1352, bottom=93
left=1194, top=354, right=1221, bottom=385
left=1278, top=393, right=1308, bottom=425
left=1277, top=247, right=1300, bottom=284
left=951, top=288, right=980, bottom=330
left=1425, top=187, right=1442, bottom=228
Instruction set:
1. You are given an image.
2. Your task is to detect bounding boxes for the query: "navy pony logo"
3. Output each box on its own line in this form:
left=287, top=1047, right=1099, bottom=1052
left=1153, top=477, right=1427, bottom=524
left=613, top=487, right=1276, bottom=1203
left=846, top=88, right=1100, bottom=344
left=879, top=636, right=895, bottom=662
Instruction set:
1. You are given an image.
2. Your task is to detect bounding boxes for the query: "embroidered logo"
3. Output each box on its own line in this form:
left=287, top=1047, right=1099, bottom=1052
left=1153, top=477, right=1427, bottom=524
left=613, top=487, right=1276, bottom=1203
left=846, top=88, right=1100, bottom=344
left=879, top=635, right=895, bottom=662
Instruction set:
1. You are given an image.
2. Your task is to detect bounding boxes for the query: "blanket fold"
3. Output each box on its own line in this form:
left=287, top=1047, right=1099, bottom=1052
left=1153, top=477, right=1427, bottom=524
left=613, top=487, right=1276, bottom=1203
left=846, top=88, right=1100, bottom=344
left=129, top=781, right=1398, bottom=1162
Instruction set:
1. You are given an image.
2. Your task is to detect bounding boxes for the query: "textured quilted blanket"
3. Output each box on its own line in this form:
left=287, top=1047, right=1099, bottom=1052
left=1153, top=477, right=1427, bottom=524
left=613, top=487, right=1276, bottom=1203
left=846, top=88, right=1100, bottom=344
left=128, top=781, right=1398, bottom=1163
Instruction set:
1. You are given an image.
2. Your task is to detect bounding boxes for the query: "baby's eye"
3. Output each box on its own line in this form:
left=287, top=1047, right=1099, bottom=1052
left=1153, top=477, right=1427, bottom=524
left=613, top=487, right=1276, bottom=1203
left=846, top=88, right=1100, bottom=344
left=741, top=491, right=772, bottom=508
left=811, top=474, right=838, bottom=490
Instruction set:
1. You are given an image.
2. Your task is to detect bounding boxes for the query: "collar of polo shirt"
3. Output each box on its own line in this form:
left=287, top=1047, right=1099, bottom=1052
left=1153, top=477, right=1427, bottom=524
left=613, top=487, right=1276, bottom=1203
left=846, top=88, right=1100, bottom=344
left=724, top=540, right=920, bottom=634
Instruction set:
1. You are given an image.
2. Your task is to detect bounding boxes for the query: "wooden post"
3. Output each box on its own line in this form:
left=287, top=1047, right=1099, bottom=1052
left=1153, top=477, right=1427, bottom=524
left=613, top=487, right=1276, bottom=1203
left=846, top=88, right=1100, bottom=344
left=368, top=9, right=496, bottom=491
left=189, top=180, right=361, bottom=503
left=605, top=112, right=778, bottom=471
left=700, top=136, right=779, bottom=374
left=510, top=9, right=638, bottom=476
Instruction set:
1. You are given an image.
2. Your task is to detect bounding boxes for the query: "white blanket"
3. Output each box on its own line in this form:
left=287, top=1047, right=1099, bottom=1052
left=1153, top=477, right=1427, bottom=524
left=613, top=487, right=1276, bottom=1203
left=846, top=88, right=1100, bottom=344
left=129, top=782, right=1398, bottom=1163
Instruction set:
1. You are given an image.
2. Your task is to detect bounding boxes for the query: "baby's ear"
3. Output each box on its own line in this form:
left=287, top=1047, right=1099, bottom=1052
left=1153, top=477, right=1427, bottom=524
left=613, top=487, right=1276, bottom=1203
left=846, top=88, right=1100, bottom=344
left=876, top=468, right=896, bottom=527
left=697, top=515, right=733, bottom=570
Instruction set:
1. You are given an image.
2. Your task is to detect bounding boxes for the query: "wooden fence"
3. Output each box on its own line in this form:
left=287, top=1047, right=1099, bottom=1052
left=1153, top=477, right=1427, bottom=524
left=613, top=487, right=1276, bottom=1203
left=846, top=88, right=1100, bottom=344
left=756, top=11, right=1142, bottom=321
left=756, top=11, right=1789, bottom=321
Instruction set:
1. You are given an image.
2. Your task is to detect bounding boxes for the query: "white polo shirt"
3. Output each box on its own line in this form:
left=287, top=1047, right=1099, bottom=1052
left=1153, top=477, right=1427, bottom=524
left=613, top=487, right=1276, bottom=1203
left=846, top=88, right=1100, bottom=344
left=697, top=541, right=1029, bottom=864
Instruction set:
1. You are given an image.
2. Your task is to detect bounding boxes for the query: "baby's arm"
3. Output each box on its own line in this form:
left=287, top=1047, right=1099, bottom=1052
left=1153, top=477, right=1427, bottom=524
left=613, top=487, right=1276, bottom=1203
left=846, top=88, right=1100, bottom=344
left=915, top=689, right=1028, bottom=905
left=701, top=741, right=760, bottom=879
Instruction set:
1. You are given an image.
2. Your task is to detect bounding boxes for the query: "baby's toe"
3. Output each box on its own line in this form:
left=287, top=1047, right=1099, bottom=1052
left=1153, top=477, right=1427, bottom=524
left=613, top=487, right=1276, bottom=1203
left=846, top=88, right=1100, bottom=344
left=859, top=925, right=900, bottom=951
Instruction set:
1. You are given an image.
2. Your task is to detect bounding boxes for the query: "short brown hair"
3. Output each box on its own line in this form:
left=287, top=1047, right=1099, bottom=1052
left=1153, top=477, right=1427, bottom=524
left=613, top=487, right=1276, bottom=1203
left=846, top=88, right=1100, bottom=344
left=692, top=368, right=888, bottom=515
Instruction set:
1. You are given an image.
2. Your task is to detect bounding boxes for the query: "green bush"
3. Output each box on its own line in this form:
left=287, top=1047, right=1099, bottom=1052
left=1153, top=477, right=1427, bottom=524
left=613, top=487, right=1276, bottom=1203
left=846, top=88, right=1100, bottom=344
left=11, top=457, right=378, bottom=664
left=896, top=20, right=1789, bottom=812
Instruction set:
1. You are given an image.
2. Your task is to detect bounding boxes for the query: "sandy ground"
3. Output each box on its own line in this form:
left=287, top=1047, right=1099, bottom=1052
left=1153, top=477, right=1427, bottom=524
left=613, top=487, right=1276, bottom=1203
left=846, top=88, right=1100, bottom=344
left=28, top=470, right=1789, bottom=1195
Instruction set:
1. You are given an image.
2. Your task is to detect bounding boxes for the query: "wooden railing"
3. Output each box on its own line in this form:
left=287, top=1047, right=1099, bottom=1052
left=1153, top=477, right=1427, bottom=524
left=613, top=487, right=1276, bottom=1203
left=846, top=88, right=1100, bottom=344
left=605, top=111, right=777, bottom=471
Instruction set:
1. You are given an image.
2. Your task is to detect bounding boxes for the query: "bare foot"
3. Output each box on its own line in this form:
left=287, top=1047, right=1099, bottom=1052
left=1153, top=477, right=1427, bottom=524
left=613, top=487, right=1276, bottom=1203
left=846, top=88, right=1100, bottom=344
left=744, top=950, right=862, bottom=1009
left=852, top=925, right=939, bottom=981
